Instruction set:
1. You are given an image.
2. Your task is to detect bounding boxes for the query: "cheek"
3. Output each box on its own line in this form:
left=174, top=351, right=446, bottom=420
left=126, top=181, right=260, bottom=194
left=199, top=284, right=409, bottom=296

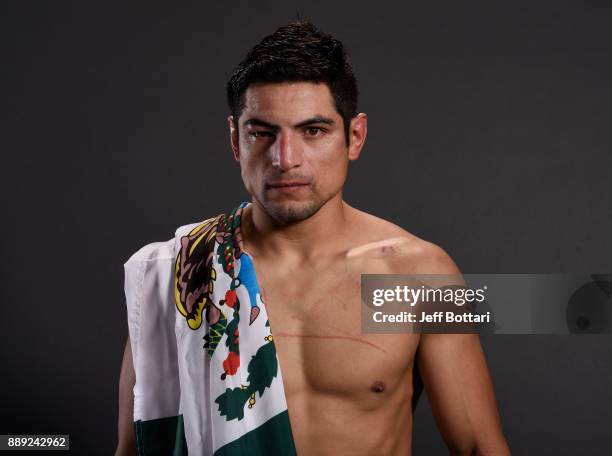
left=239, top=156, right=265, bottom=192
left=308, top=148, right=348, bottom=188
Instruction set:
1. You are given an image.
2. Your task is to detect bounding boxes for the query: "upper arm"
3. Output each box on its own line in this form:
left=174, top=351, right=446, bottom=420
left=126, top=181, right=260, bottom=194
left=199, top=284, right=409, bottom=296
left=417, top=333, right=509, bottom=454
left=407, top=243, right=509, bottom=454
left=119, top=336, right=136, bottom=393
left=116, top=336, right=136, bottom=456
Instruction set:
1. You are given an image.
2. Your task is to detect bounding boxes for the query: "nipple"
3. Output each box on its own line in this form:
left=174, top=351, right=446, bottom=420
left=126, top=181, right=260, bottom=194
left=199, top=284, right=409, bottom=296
left=370, top=381, right=386, bottom=393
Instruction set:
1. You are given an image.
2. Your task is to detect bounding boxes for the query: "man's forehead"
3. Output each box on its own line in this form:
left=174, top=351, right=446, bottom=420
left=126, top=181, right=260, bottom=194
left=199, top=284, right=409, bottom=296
left=240, top=81, right=338, bottom=123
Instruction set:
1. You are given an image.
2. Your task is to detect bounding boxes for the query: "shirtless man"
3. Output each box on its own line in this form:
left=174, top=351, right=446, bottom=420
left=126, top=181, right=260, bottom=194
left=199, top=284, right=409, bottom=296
left=116, top=21, right=510, bottom=455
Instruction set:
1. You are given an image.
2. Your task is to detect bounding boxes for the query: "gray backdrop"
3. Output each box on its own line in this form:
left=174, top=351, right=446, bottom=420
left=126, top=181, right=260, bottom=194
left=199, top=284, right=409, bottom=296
left=2, top=1, right=611, bottom=454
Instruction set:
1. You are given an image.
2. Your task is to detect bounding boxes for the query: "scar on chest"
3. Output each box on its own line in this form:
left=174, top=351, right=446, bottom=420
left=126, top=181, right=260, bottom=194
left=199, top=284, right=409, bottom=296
left=274, top=331, right=387, bottom=354
left=370, top=381, right=386, bottom=393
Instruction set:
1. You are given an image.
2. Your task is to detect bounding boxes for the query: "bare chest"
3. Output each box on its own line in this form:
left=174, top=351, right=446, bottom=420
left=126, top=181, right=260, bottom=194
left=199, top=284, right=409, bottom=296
left=251, top=257, right=420, bottom=401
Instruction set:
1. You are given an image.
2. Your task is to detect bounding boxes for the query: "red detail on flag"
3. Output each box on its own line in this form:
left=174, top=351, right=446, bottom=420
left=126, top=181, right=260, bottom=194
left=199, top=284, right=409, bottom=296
left=223, top=351, right=240, bottom=376
left=225, top=289, right=237, bottom=308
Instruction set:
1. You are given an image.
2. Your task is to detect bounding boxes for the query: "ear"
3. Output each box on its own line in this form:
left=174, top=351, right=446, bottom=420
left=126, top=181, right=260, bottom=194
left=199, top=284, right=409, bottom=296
left=347, top=113, right=368, bottom=161
left=228, top=115, right=240, bottom=161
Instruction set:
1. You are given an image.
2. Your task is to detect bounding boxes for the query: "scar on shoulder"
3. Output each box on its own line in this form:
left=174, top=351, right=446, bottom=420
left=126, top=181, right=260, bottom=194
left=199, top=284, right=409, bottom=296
left=346, top=237, right=414, bottom=259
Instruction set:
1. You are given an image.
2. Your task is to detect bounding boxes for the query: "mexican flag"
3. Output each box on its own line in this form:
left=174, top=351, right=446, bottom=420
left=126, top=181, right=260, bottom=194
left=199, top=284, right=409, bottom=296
left=123, top=202, right=297, bottom=455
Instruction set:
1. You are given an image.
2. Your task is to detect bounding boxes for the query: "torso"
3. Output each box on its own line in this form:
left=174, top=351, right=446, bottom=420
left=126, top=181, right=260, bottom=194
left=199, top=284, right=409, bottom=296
left=242, top=203, right=431, bottom=455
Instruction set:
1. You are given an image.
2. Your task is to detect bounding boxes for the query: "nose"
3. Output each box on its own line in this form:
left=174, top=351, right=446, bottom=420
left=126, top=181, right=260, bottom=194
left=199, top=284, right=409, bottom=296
left=271, top=131, right=302, bottom=171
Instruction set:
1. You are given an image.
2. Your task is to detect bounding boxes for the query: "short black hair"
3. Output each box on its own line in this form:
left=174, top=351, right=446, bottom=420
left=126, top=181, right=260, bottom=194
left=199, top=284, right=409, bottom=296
left=226, top=21, right=359, bottom=145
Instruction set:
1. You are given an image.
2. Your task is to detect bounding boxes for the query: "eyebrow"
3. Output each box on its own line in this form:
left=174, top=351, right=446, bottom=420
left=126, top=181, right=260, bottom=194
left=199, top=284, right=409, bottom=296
left=243, top=116, right=336, bottom=130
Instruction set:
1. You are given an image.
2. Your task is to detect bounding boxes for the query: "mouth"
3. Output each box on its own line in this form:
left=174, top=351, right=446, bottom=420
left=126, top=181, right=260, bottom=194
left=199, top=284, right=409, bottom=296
left=266, top=181, right=310, bottom=194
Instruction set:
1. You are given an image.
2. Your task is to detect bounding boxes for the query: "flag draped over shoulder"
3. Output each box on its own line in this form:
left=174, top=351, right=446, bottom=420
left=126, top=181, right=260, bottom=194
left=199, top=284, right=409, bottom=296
left=124, top=202, right=297, bottom=455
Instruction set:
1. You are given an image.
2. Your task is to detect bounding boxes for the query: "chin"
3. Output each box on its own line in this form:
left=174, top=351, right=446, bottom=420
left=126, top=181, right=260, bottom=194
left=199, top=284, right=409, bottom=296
left=264, top=198, right=323, bottom=225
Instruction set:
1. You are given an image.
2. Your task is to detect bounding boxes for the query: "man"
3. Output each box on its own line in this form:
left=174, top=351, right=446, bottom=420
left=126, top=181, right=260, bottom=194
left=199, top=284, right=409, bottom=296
left=117, top=21, right=510, bottom=455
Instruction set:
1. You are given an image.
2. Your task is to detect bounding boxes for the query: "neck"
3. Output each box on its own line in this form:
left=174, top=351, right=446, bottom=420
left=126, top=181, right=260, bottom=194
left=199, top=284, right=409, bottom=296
left=242, top=193, right=350, bottom=262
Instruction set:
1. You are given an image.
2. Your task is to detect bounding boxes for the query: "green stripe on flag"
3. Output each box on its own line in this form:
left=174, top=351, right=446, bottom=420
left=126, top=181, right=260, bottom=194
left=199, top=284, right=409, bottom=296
left=214, top=410, right=296, bottom=456
left=134, top=414, right=188, bottom=456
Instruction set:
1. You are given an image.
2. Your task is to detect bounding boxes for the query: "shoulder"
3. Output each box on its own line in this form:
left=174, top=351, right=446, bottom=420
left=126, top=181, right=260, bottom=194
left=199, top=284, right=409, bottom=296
left=344, top=206, right=461, bottom=275
left=123, top=238, right=175, bottom=267
left=123, top=216, right=218, bottom=268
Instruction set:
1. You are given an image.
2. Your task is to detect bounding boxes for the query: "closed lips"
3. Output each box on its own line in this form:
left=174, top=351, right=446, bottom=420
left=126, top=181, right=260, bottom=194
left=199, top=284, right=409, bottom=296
left=268, top=182, right=308, bottom=187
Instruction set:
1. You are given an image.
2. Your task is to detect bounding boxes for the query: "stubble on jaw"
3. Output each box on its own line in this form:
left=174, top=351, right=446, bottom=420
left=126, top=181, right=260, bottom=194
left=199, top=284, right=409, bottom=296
left=271, top=201, right=320, bottom=225
left=255, top=185, right=339, bottom=226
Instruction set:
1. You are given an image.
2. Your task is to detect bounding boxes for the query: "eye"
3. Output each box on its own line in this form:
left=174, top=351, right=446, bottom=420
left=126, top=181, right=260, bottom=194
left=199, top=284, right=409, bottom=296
left=249, top=131, right=274, bottom=139
left=305, top=127, right=325, bottom=137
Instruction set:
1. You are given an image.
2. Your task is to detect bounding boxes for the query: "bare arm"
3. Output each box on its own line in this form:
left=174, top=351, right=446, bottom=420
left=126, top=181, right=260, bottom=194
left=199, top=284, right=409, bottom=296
left=417, top=333, right=510, bottom=455
left=414, top=244, right=510, bottom=455
left=115, top=336, right=136, bottom=456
